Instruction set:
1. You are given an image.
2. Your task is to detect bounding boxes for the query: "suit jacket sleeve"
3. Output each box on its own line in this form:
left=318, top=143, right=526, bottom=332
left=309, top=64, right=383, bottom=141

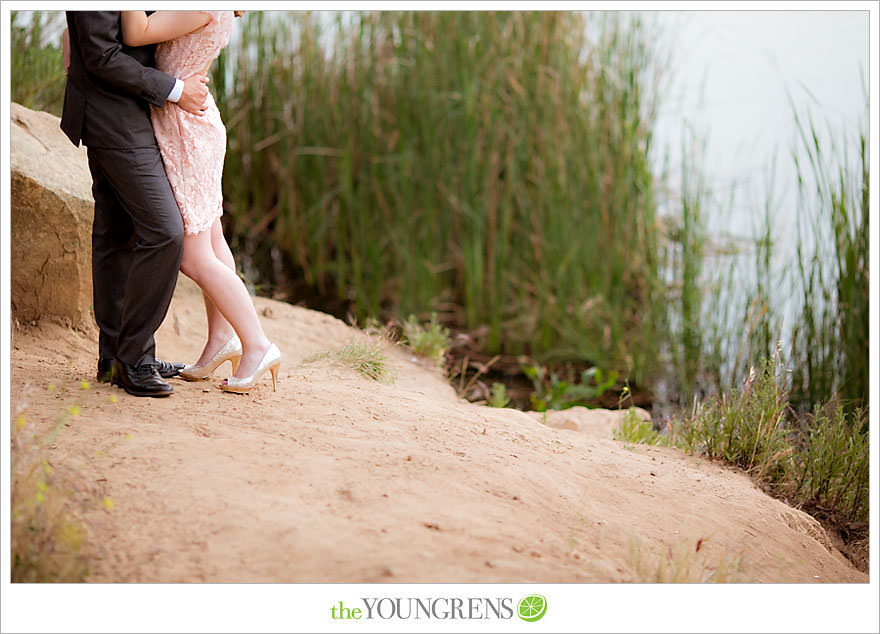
left=71, top=11, right=177, bottom=108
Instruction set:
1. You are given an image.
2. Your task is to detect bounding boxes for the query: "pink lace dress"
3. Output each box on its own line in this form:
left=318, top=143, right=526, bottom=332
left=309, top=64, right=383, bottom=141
left=150, top=10, right=235, bottom=235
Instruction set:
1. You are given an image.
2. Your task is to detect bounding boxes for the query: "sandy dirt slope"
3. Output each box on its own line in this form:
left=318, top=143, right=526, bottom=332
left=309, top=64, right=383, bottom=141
left=10, top=276, right=866, bottom=583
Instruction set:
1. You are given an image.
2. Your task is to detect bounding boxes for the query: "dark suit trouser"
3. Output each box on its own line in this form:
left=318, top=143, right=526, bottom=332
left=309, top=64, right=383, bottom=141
left=87, top=145, right=184, bottom=368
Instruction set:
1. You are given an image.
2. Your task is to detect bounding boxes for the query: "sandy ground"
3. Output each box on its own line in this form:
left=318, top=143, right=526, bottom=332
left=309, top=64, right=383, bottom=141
left=9, top=276, right=866, bottom=583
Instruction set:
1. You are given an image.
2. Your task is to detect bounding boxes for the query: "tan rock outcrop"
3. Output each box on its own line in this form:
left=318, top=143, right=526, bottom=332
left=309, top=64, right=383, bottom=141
left=11, top=102, right=94, bottom=327
left=538, top=404, right=652, bottom=438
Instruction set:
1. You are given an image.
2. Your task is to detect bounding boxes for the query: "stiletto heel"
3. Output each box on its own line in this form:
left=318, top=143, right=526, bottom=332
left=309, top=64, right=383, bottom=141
left=221, top=343, right=282, bottom=394
left=179, top=336, right=243, bottom=381
left=269, top=363, right=279, bottom=392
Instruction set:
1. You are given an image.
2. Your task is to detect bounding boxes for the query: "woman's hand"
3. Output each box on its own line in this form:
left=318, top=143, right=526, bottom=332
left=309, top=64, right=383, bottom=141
left=120, top=11, right=213, bottom=47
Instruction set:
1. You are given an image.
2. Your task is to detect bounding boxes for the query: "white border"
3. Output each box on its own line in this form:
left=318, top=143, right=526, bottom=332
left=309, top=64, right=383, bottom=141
left=2, top=2, right=878, bottom=633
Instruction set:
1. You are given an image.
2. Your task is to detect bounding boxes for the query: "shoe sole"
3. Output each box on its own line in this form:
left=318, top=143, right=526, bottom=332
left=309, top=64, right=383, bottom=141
left=220, top=385, right=251, bottom=394
left=110, top=381, right=173, bottom=398
left=178, top=373, right=211, bottom=382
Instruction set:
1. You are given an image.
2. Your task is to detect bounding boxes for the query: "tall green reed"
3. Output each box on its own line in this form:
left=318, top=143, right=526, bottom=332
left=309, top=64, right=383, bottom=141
left=788, top=104, right=869, bottom=413
left=661, top=131, right=707, bottom=406
left=667, top=99, right=868, bottom=415
left=214, top=11, right=667, bottom=384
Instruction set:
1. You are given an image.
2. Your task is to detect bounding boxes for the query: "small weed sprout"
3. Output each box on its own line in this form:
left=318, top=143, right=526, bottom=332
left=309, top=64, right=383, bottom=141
left=402, top=313, right=450, bottom=365
left=487, top=382, right=511, bottom=408
left=614, top=408, right=668, bottom=446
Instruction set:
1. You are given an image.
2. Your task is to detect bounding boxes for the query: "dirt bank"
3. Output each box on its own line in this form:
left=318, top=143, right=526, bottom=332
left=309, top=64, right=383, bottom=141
left=9, top=276, right=866, bottom=583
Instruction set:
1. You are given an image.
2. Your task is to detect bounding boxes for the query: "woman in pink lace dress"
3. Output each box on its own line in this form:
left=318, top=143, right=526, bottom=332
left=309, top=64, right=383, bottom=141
left=121, top=10, right=281, bottom=394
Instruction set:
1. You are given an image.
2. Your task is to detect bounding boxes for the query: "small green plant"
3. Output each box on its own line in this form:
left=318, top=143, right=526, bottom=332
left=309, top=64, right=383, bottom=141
left=402, top=313, right=450, bottom=365
left=524, top=364, right=619, bottom=411
left=306, top=337, right=391, bottom=382
left=487, top=382, right=511, bottom=408
left=11, top=409, right=96, bottom=582
left=357, top=316, right=400, bottom=344
left=614, top=408, right=669, bottom=446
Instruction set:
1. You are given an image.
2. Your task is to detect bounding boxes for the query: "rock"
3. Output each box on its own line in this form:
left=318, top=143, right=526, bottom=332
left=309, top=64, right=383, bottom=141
left=11, top=102, right=94, bottom=328
left=539, top=405, right=652, bottom=439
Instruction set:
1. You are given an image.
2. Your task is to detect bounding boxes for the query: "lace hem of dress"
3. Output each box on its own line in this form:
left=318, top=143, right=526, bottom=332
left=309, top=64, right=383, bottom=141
left=184, top=207, right=223, bottom=235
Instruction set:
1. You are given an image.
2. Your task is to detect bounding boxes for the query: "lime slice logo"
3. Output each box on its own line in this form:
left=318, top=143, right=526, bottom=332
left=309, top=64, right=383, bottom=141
left=517, top=594, right=547, bottom=622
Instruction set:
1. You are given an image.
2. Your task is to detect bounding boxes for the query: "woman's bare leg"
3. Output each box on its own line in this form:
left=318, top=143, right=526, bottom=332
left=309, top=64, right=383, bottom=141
left=191, top=221, right=237, bottom=366
left=180, top=223, right=271, bottom=378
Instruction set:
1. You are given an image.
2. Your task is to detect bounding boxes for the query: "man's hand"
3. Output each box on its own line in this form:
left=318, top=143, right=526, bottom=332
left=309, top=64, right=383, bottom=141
left=177, top=74, right=209, bottom=115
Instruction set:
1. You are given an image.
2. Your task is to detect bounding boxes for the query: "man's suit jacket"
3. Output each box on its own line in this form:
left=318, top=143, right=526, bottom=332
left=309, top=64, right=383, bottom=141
left=61, top=11, right=177, bottom=149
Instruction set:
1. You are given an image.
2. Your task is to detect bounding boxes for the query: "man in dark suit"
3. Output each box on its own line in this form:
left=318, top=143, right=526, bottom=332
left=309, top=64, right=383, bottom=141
left=61, top=11, right=208, bottom=397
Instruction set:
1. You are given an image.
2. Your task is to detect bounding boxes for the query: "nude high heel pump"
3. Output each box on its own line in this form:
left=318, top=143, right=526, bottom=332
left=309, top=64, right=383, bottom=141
left=221, top=343, right=282, bottom=394
left=179, top=335, right=243, bottom=381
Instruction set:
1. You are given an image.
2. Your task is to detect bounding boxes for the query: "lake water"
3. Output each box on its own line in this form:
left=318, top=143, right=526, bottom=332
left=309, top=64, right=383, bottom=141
left=650, top=9, right=869, bottom=239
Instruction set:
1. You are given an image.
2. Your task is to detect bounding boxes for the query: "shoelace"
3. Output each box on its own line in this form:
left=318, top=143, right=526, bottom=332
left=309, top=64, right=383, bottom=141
left=134, top=363, right=159, bottom=375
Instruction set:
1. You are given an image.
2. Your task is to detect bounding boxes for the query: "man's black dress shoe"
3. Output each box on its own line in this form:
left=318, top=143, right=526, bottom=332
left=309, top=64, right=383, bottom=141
left=110, top=360, right=174, bottom=397
left=98, top=358, right=183, bottom=382
left=155, top=359, right=185, bottom=378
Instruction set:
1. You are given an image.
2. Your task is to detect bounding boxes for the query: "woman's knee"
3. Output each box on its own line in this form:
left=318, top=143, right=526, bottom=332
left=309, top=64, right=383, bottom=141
left=179, top=240, right=205, bottom=280
left=180, top=238, right=223, bottom=283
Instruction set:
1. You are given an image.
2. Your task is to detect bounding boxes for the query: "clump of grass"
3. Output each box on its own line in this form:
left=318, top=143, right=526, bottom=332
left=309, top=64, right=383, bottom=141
left=402, top=313, right=450, bottom=365
left=336, top=339, right=390, bottom=381
left=630, top=353, right=869, bottom=527
left=628, top=536, right=748, bottom=583
left=673, top=354, right=793, bottom=482
left=11, top=410, right=96, bottom=582
left=306, top=337, right=391, bottom=382
left=785, top=402, right=869, bottom=524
